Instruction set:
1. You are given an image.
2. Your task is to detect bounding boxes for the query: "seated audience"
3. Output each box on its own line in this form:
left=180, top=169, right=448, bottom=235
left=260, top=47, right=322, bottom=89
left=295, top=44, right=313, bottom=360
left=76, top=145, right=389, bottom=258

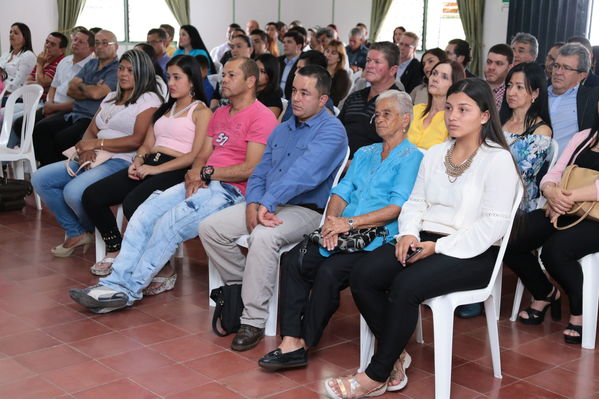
left=33, top=29, right=119, bottom=166
left=544, top=42, right=564, bottom=81
left=81, top=55, right=210, bottom=279
left=410, top=48, right=447, bottom=105
left=246, top=20, right=259, bottom=35
left=339, top=41, right=402, bottom=157
left=316, top=28, right=335, bottom=52
left=174, top=25, right=215, bottom=74
left=147, top=28, right=171, bottom=78
left=250, top=29, right=269, bottom=57
left=567, top=36, right=599, bottom=88
left=356, top=23, right=370, bottom=47
left=325, top=40, right=351, bottom=106
left=446, top=38, right=475, bottom=77
left=133, top=43, right=167, bottom=95
left=257, top=91, right=422, bottom=372
left=199, top=65, right=348, bottom=352
left=407, top=60, right=465, bottom=150
left=504, top=123, right=599, bottom=345
left=265, top=22, right=281, bottom=56
left=345, top=27, right=368, bottom=72
left=195, top=55, right=214, bottom=104
left=0, top=23, right=36, bottom=103
left=218, top=28, right=246, bottom=66
left=31, top=50, right=163, bottom=257
left=277, top=21, right=288, bottom=42
left=255, top=53, right=283, bottom=118
left=511, top=32, right=538, bottom=65
left=279, top=30, right=304, bottom=99
left=160, top=24, right=177, bottom=57
left=325, top=78, right=520, bottom=397
left=393, top=26, right=406, bottom=45
left=69, top=57, right=278, bottom=313
left=396, top=32, right=423, bottom=93
left=210, top=23, right=241, bottom=62
left=230, top=34, right=253, bottom=59
left=484, top=43, right=513, bottom=110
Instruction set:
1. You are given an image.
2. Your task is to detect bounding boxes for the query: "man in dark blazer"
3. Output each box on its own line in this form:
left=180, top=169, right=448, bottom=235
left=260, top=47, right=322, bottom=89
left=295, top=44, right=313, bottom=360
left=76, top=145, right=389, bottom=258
left=278, top=30, right=303, bottom=100
left=396, top=32, right=423, bottom=93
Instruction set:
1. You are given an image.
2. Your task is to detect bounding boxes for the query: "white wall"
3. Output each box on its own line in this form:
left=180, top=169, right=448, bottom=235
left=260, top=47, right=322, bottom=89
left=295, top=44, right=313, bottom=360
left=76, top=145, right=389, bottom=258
left=482, top=0, right=510, bottom=54
left=0, top=0, right=57, bottom=54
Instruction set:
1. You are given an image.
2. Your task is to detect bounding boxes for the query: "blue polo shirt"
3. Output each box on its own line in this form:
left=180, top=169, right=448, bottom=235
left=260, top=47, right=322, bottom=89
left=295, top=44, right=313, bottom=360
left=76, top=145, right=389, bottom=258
left=245, top=107, right=348, bottom=212
left=346, top=44, right=368, bottom=69
left=548, top=84, right=579, bottom=156
left=67, top=58, right=118, bottom=122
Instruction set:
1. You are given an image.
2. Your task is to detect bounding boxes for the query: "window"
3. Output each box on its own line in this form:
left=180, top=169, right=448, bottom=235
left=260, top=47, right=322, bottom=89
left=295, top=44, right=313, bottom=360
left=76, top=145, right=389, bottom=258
left=76, top=0, right=179, bottom=43
left=590, top=0, right=599, bottom=45
left=376, top=0, right=465, bottom=51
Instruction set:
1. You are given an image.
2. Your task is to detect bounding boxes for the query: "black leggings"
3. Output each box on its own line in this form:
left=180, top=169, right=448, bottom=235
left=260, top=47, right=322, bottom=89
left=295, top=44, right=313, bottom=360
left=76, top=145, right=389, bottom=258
left=504, top=209, right=599, bottom=315
left=82, top=153, right=188, bottom=252
left=32, top=112, right=91, bottom=166
left=350, top=233, right=497, bottom=382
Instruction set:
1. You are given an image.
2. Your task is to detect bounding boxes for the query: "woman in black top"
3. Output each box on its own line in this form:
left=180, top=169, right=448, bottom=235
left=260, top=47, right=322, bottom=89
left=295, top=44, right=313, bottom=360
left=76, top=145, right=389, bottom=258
left=255, top=53, right=283, bottom=118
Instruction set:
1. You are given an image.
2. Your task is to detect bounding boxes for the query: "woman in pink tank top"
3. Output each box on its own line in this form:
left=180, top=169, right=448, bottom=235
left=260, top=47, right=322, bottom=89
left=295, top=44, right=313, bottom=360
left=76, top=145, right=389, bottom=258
left=81, top=55, right=212, bottom=289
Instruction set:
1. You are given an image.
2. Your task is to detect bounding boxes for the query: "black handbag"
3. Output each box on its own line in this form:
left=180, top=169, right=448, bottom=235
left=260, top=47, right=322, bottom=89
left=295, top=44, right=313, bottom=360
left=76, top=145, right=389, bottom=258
left=0, top=177, right=33, bottom=211
left=210, top=284, right=244, bottom=337
left=307, top=226, right=388, bottom=253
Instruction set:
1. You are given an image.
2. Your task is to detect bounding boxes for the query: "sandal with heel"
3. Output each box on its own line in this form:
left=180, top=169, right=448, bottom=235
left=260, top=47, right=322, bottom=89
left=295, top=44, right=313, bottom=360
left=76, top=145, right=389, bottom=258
left=564, top=323, right=582, bottom=345
left=518, top=287, right=561, bottom=325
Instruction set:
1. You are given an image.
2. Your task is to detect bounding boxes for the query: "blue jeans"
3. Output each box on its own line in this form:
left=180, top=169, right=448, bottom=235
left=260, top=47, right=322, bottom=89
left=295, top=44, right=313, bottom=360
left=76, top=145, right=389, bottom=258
left=31, top=158, right=130, bottom=237
left=100, top=181, right=243, bottom=303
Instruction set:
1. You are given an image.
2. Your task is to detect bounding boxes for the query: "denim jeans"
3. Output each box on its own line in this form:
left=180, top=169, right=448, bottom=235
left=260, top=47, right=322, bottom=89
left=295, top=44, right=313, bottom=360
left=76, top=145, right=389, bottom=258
left=100, top=181, right=243, bottom=303
left=31, top=158, right=130, bottom=237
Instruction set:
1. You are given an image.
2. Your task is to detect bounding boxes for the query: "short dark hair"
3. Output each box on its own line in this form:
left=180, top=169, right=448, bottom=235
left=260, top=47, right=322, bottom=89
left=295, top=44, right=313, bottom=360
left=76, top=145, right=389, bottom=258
left=233, top=34, right=251, bottom=48
left=147, top=28, right=167, bottom=41
left=299, top=50, right=328, bottom=69
left=296, top=64, right=331, bottom=96
left=488, top=43, right=514, bottom=65
left=77, top=28, right=95, bottom=48
left=89, top=27, right=102, bottom=35
left=159, top=24, right=175, bottom=38
left=283, top=30, right=304, bottom=46
left=231, top=56, right=260, bottom=88
left=276, top=21, right=286, bottom=31
left=316, top=27, right=334, bottom=39
left=356, top=23, right=367, bottom=29
left=250, top=29, right=268, bottom=44
left=288, top=26, right=307, bottom=40
left=195, top=54, right=209, bottom=76
left=369, top=41, right=400, bottom=68
left=229, top=23, right=242, bottom=30
left=448, top=38, right=471, bottom=65
left=49, top=32, right=69, bottom=49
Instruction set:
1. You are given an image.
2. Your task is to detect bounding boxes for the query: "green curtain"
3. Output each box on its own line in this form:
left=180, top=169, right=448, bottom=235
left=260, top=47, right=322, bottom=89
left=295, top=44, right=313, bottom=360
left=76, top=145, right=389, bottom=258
left=370, top=0, right=394, bottom=43
left=165, top=0, right=190, bottom=26
left=57, top=0, right=86, bottom=32
left=456, top=0, right=485, bottom=76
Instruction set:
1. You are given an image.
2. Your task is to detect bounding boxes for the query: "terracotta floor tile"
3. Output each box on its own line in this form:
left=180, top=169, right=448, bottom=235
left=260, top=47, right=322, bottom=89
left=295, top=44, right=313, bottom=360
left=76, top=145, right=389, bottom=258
left=492, top=380, right=568, bottom=399
left=445, top=333, right=494, bottom=362
left=0, top=292, right=62, bottom=315
left=277, top=356, right=347, bottom=384
left=41, top=360, right=121, bottom=393
left=150, top=334, right=224, bottom=362
left=74, top=378, right=158, bottom=399
left=475, top=349, right=554, bottom=379
left=399, top=374, right=482, bottom=399
left=0, top=376, right=66, bottom=399
left=99, top=347, right=174, bottom=376
left=20, top=305, right=85, bottom=328
left=120, top=320, right=189, bottom=345
left=526, top=367, right=599, bottom=399
left=130, top=364, right=210, bottom=396
left=13, top=344, right=91, bottom=373
left=185, top=350, right=257, bottom=379
left=218, top=368, right=299, bottom=399
left=312, top=342, right=361, bottom=370
left=266, top=386, right=322, bottom=399
left=0, top=329, right=60, bottom=356
left=165, top=309, right=212, bottom=334
left=466, top=323, right=541, bottom=349
left=21, top=274, right=80, bottom=292
left=93, top=308, right=157, bottom=330
left=515, top=336, right=584, bottom=366
left=43, top=319, right=111, bottom=343
left=136, top=298, right=207, bottom=321
left=451, top=361, right=518, bottom=394
left=0, top=357, right=36, bottom=384
left=165, top=382, right=244, bottom=399
left=69, top=331, right=144, bottom=359
left=0, top=313, right=35, bottom=337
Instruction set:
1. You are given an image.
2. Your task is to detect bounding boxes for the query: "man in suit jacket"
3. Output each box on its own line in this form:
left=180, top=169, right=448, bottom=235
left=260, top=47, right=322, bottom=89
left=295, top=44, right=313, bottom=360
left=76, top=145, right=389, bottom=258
left=279, top=30, right=304, bottom=100
left=447, top=38, right=476, bottom=77
left=396, top=32, right=423, bottom=93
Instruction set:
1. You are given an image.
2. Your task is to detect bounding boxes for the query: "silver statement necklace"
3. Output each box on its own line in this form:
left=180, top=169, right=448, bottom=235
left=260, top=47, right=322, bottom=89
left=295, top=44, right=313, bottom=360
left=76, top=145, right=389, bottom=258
left=169, top=100, right=199, bottom=118
left=444, top=142, right=478, bottom=183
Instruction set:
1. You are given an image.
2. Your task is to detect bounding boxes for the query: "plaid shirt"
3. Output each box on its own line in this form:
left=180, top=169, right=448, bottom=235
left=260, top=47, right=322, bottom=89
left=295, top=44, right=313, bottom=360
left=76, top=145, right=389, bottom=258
left=492, top=83, right=506, bottom=110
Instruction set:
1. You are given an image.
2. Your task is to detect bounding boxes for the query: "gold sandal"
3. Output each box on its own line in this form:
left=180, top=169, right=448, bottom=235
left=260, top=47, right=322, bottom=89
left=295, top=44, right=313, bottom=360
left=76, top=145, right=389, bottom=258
left=324, top=375, right=387, bottom=399
left=387, top=350, right=411, bottom=391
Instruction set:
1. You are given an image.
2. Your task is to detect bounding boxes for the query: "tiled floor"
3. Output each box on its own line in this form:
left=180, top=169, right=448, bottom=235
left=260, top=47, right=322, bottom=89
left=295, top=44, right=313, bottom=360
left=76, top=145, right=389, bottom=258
left=0, top=203, right=598, bottom=398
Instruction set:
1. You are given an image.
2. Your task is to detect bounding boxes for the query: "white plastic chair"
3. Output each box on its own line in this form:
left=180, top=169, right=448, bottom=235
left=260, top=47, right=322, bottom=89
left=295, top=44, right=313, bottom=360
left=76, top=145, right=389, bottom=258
left=0, top=84, right=44, bottom=209
left=278, top=98, right=288, bottom=123
left=581, top=252, right=599, bottom=349
left=359, top=183, right=523, bottom=399
left=207, top=74, right=220, bottom=90
left=208, top=147, right=351, bottom=337
left=213, top=60, right=223, bottom=75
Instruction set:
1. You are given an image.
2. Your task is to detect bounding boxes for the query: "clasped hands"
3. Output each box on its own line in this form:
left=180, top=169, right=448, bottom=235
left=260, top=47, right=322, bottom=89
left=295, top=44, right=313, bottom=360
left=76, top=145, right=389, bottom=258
left=543, top=185, right=576, bottom=223
left=246, top=203, right=283, bottom=232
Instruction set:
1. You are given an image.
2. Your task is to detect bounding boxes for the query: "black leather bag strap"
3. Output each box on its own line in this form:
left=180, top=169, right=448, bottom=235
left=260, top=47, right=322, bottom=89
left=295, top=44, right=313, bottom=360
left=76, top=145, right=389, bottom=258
left=210, top=288, right=229, bottom=337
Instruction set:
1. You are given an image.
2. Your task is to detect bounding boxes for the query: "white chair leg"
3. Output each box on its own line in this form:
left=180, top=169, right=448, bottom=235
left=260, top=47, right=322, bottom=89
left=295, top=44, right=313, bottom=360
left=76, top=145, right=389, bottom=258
left=14, top=160, right=24, bottom=179
left=415, top=305, right=424, bottom=344
left=359, top=315, right=375, bottom=373
left=430, top=301, right=455, bottom=399
left=208, top=259, right=224, bottom=307
left=510, top=278, right=525, bottom=322
left=581, top=254, right=599, bottom=349
left=95, top=229, right=106, bottom=262
left=484, top=296, right=502, bottom=379
left=116, top=205, right=125, bottom=232
left=493, top=266, right=502, bottom=321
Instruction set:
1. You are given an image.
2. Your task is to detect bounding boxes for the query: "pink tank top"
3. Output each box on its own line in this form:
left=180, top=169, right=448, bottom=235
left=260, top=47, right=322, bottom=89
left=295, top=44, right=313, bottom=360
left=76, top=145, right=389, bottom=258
left=153, top=102, right=200, bottom=153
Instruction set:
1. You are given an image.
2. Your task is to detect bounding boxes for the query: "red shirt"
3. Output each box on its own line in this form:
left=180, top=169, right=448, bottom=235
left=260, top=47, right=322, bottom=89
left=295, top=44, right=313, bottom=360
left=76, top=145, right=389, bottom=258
left=29, top=54, right=64, bottom=100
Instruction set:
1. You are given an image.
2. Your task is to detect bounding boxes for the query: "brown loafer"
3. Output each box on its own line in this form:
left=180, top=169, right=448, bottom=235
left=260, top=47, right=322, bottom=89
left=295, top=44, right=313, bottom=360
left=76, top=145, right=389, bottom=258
left=231, top=324, right=264, bottom=351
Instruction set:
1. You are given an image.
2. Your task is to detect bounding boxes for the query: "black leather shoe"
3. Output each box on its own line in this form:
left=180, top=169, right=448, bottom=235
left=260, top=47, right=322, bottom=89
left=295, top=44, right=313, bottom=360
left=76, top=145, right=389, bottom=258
left=258, top=347, right=308, bottom=370
left=231, top=324, right=264, bottom=351
left=456, top=303, right=483, bottom=319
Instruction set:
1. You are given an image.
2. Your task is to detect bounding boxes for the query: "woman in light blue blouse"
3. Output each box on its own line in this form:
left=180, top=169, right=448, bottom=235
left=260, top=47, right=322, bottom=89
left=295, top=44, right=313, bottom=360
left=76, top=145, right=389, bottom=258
left=173, top=25, right=215, bottom=74
left=257, top=90, right=423, bottom=372
left=501, top=62, right=553, bottom=211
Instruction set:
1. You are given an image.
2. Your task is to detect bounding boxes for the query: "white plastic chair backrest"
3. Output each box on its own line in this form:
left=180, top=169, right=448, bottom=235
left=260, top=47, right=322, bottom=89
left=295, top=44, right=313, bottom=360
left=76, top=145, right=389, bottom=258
left=320, top=146, right=351, bottom=225
left=333, top=106, right=340, bottom=116
left=207, top=74, right=220, bottom=90
left=278, top=98, right=289, bottom=123
left=0, top=85, right=6, bottom=100
left=0, top=84, right=43, bottom=150
left=548, top=139, right=559, bottom=169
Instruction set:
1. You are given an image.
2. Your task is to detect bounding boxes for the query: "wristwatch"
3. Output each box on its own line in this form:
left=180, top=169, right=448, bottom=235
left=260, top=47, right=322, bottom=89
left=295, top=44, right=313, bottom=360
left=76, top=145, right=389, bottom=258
left=348, top=218, right=355, bottom=230
left=201, top=165, right=215, bottom=184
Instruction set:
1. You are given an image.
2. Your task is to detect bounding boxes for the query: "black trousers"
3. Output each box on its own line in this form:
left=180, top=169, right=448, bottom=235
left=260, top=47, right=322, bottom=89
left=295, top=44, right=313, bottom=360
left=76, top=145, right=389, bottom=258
left=504, top=209, right=599, bottom=315
left=10, top=108, right=44, bottom=147
left=350, top=233, right=497, bottom=383
left=81, top=154, right=188, bottom=252
left=32, top=111, right=91, bottom=166
left=279, top=239, right=368, bottom=347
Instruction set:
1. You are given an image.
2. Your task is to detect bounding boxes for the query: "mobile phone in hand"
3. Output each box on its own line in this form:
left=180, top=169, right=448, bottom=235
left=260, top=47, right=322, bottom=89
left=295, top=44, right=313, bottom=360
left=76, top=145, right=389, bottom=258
left=405, top=247, right=423, bottom=263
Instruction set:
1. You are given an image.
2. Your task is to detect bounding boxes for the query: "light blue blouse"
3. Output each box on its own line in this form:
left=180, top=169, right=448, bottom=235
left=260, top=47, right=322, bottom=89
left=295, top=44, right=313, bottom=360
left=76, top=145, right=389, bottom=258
left=320, top=139, right=423, bottom=256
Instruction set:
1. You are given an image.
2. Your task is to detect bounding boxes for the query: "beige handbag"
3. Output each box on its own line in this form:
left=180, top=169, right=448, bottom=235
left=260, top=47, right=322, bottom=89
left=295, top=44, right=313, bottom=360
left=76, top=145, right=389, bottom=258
left=62, top=146, right=113, bottom=177
left=551, top=165, right=599, bottom=230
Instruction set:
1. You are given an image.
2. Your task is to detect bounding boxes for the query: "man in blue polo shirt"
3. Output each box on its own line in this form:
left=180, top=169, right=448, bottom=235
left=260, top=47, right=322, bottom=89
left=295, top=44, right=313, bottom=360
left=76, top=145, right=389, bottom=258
left=33, top=30, right=119, bottom=166
left=200, top=65, right=348, bottom=352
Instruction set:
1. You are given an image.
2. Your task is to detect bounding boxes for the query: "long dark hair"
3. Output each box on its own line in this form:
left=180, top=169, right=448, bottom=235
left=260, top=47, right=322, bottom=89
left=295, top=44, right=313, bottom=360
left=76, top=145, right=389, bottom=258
left=112, top=49, right=163, bottom=106
left=179, top=25, right=215, bottom=74
left=421, top=48, right=448, bottom=84
left=134, top=42, right=165, bottom=79
left=152, top=55, right=206, bottom=123
left=10, top=23, right=33, bottom=54
left=501, top=62, right=552, bottom=134
left=423, top=60, right=465, bottom=117
left=255, top=53, right=282, bottom=97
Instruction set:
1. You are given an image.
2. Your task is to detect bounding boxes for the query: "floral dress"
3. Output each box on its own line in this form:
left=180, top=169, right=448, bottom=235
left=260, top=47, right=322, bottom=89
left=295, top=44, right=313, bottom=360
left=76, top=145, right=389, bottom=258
left=503, top=130, right=552, bottom=212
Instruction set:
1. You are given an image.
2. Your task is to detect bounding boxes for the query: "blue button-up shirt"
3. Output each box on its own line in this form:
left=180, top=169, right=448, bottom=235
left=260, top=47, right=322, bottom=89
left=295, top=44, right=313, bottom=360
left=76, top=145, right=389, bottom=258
left=280, top=55, right=299, bottom=92
left=346, top=44, right=368, bottom=69
left=548, top=84, right=579, bottom=157
left=320, top=140, right=423, bottom=256
left=67, top=58, right=118, bottom=122
left=245, top=107, right=348, bottom=212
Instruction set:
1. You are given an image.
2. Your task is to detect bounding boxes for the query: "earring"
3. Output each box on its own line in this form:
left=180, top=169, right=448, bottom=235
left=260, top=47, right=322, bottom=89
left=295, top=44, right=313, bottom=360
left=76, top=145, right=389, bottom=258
left=531, top=97, right=536, bottom=103
left=189, top=89, right=195, bottom=98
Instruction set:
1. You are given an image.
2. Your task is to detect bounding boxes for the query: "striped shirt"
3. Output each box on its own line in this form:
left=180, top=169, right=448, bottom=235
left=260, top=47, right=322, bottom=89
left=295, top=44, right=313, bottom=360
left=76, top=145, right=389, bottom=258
left=29, top=54, right=64, bottom=100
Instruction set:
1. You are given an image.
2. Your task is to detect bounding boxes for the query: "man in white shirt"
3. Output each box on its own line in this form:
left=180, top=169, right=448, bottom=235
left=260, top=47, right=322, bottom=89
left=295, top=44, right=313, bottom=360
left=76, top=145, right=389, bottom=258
left=210, top=23, right=241, bottom=63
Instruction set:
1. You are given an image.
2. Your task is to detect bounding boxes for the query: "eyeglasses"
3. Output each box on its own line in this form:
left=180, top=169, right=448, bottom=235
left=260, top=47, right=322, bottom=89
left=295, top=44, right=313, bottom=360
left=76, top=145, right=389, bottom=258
left=552, top=62, right=583, bottom=73
left=94, top=40, right=116, bottom=47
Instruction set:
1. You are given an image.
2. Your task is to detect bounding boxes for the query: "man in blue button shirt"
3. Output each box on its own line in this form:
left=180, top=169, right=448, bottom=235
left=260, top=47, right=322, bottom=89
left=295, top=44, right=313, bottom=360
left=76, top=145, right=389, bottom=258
left=33, top=30, right=119, bottom=166
left=200, top=65, right=348, bottom=351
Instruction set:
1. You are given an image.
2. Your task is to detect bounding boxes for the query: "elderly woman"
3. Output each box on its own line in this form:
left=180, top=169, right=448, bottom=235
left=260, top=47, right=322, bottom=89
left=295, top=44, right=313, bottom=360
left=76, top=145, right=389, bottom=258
left=257, top=91, right=423, bottom=374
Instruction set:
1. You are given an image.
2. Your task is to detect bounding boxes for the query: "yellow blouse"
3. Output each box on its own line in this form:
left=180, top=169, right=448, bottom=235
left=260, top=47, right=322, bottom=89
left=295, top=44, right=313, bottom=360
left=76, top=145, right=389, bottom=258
left=407, top=103, right=448, bottom=149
